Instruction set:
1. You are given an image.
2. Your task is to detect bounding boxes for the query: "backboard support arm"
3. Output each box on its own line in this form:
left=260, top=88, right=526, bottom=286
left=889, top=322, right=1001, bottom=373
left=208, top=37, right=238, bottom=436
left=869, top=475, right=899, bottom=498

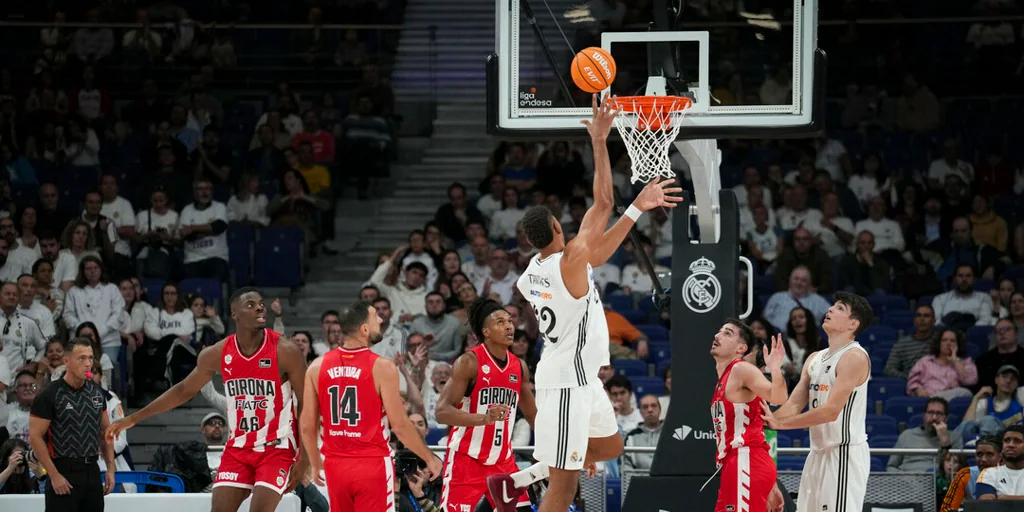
left=674, top=139, right=722, bottom=244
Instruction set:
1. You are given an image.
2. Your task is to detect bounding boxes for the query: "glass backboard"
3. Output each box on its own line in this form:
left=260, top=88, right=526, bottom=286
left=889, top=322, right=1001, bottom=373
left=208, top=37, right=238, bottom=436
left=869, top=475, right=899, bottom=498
left=487, top=0, right=825, bottom=139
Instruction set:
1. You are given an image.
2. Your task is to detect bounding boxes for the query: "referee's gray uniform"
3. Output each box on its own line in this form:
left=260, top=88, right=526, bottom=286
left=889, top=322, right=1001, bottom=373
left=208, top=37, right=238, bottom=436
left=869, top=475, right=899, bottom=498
left=30, top=378, right=107, bottom=511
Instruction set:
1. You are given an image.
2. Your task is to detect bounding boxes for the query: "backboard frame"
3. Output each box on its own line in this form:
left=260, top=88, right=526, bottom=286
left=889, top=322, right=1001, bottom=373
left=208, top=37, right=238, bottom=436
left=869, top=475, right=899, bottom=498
left=486, top=0, right=827, bottom=140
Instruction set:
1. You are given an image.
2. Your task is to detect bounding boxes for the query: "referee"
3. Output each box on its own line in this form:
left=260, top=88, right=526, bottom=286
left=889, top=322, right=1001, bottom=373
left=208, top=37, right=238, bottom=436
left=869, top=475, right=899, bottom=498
left=29, top=336, right=115, bottom=511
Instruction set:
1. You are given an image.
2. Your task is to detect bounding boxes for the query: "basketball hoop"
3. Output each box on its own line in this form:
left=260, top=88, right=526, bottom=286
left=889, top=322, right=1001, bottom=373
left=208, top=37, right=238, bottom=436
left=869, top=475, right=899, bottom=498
left=611, top=96, right=692, bottom=184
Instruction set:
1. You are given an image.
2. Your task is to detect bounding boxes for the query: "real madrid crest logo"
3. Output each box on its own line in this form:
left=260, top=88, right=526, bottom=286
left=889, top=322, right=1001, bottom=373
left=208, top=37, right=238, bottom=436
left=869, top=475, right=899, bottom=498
left=682, top=257, right=721, bottom=314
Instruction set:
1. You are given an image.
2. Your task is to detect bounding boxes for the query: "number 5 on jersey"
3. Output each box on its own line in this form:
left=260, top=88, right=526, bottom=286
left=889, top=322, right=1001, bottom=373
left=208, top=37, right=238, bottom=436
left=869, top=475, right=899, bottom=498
left=328, top=385, right=361, bottom=426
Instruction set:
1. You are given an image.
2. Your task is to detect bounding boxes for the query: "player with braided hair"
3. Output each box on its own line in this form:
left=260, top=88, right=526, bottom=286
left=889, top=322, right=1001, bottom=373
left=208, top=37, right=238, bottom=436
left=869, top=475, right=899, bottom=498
left=435, top=298, right=538, bottom=512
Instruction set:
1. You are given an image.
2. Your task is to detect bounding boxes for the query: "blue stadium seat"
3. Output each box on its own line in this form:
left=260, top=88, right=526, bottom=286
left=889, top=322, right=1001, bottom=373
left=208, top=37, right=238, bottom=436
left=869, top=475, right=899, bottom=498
left=918, top=295, right=934, bottom=307
left=777, top=456, right=805, bottom=471
left=869, top=377, right=907, bottom=401
left=605, top=294, right=634, bottom=312
left=254, top=226, right=304, bottom=288
left=142, top=278, right=166, bottom=307
left=636, top=324, right=669, bottom=342
left=426, top=428, right=447, bottom=445
left=620, top=309, right=646, bottom=324
left=655, top=360, right=671, bottom=378
left=884, top=397, right=929, bottom=422
left=948, top=396, right=973, bottom=420
left=868, top=295, right=910, bottom=316
left=102, top=471, right=185, bottom=493
left=967, top=344, right=982, bottom=360
left=865, top=415, right=899, bottom=438
left=647, top=341, right=671, bottom=365
left=883, top=310, right=915, bottom=333
left=613, top=360, right=648, bottom=378
left=966, top=326, right=993, bottom=348
left=227, top=224, right=255, bottom=287
left=178, top=278, right=224, bottom=311
left=605, top=478, right=622, bottom=512
left=753, top=275, right=775, bottom=294
left=860, top=325, right=898, bottom=345
left=906, top=413, right=925, bottom=429
left=631, top=376, right=665, bottom=397
left=869, top=435, right=899, bottom=448
left=776, top=434, right=793, bottom=447
left=870, top=457, right=886, bottom=472
left=870, top=356, right=886, bottom=376
left=974, top=279, right=995, bottom=293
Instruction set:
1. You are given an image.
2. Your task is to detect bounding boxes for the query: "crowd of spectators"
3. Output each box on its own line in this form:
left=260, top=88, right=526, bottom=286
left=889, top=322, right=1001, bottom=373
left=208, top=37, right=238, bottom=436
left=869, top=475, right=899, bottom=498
left=0, top=2, right=401, bottom=492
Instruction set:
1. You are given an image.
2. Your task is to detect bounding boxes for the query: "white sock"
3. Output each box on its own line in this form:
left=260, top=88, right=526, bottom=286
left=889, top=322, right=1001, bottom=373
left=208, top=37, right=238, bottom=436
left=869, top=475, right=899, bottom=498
left=510, top=462, right=550, bottom=488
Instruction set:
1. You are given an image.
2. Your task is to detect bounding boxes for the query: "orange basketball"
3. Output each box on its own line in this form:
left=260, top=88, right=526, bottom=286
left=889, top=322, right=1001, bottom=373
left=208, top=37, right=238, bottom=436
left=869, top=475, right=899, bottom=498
left=571, top=47, right=617, bottom=94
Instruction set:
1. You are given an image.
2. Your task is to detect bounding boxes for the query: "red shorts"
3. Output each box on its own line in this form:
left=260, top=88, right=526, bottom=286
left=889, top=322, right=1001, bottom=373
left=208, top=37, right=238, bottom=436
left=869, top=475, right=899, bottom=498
left=213, top=446, right=298, bottom=494
left=441, top=450, right=529, bottom=511
left=715, top=447, right=777, bottom=512
left=324, top=455, right=395, bottom=512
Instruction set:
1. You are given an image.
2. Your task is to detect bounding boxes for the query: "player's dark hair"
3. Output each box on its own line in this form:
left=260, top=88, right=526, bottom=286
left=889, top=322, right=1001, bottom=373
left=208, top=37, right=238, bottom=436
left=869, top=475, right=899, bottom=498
left=14, top=369, right=35, bottom=383
left=925, top=396, right=949, bottom=415
left=63, top=336, right=94, bottom=354
left=724, top=317, right=755, bottom=355
left=229, top=286, right=262, bottom=307
left=1003, top=425, right=1024, bottom=442
left=521, top=205, right=555, bottom=249
left=339, top=301, right=373, bottom=336
left=832, top=291, right=873, bottom=336
left=977, top=436, right=1002, bottom=452
left=604, top=374, right=633, bottom=393
left=468, top=298, right=504, bottom=342
left=372, top=297, right=391, bottom=308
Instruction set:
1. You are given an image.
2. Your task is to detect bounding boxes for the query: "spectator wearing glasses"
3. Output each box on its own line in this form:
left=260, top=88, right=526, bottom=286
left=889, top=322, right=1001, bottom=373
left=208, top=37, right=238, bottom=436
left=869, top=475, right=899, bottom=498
left=975, top=426, right=1024, bottom=500
left=4, top=370, right=41, bottom=442
left=976, top=318, right=1024, bottom=390
left=888, top=397, right=963, bottom=472
left=178, top=178, right=230, bottom=279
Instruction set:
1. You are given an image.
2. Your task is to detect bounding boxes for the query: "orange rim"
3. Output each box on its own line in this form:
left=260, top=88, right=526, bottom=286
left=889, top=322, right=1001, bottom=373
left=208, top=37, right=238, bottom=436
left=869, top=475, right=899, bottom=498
left=611, top=96, right=692, bottom=114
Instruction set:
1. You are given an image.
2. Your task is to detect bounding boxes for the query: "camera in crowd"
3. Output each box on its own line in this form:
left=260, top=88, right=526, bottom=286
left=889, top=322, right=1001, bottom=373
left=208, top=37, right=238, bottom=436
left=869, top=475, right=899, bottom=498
left=394, top=446, right=426, bottom=479
left=21, top=448, right=39, bottom=468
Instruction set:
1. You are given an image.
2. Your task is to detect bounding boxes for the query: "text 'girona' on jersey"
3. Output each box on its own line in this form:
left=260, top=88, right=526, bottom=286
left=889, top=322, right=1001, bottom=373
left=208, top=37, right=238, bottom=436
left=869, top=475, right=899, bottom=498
left=710, top=359, right=770, bottom=464
left=318, top=346, right=391, bottom=458
left=806, top=343, right=870, bottom=450
left=221, top=329, right=297, bottom=451
left=447, top=345, right=523, bottom=465
left=516, top=252, right=611, bottom=389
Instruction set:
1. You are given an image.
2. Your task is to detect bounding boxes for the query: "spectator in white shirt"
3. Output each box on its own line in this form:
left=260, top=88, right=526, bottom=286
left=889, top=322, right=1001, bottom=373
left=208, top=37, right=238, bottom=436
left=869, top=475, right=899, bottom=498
left=974, top=426, right=1024, bottom=499
left=117, top=278, right=146, bottom=354
left=38, top=232, right=76, bottom=291
left=933, top=263, right=996, bottom=328
left=847, top=153, right=884, bottom=206
left=475, top=249, right=519, bottom=305
left=0, top=219, right=36, bottom=279
left=62, top=255, right=125, bottom=362
left=70, top=9, right=114, bottom=64
left=65, top=118, right=101, bottom=167
left=59, top=219, right=102, bottom=273
left=370, top=297, right=406, bottom=359
left=745, top=204, right=783, bottom=269
left=732, top=166, right=773, bottom=208
left=15, top=274, right=55, bottom=342
left=739, top=184, right=778, bottom=238
left=928, top=138, right=975, bottom=189
left=135, top=187, right=179, bottom=280
left=226, top=172, right=270, bottom=227
left=854, top=197, right=905, bottom=258
left=776, top=184, right=823, bottom=231
left=32, top=259, right=64, bottom=325
left=759, top=64, right=792, bottom=105
left=140, top=283, right=195, bottom=389
left=81, top=190, right=123, bottom=277
left=99, top=173, right=137, bottom=262
left=397, top=230, right=439, bottom=291
left=311, top=309, right=340, bottom=356
left=812, top=133, right=851, bottom=183
left=0, top=282, right=47, bottom=379
left=409, top=292, right=465, bottom=362
left=178, top=178, right=230, bottom=279
left=606, top=375, right=644, bottom=433
left=369, top=255, right=430, bottom=324
left=489, top=187, right=526, bottom=242
left=461, top=236, right=492, bottom=285
left=477, top=173, right=506, bottom=222
left=806, top=192, right=855, bottom=258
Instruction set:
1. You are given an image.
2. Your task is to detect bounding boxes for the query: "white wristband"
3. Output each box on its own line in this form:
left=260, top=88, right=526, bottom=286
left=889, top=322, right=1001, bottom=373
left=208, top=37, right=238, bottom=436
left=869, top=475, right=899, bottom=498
left=624, top=204, right=642, bottom=222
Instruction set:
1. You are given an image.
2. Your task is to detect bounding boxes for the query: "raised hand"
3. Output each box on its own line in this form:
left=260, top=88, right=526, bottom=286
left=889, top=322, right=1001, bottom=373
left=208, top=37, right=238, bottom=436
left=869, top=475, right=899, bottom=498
left=632, top=177, right=684, bottom=212
left=763, top=334, right=786, bottom=373
left=483, top=404, right=512, bottom=425
left=579, top=93, right=619, bottom=142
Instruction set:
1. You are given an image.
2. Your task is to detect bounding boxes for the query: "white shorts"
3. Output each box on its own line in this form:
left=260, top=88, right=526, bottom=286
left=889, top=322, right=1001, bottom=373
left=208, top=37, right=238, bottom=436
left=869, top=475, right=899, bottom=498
left=533, top=380, right=619, bottom=471
left=797, top=443, right=869, bottom=512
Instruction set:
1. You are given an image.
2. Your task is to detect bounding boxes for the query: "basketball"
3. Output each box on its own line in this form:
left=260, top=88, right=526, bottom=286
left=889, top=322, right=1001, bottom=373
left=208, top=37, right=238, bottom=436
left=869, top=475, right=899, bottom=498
left=571, top=47, right=616, bottom=94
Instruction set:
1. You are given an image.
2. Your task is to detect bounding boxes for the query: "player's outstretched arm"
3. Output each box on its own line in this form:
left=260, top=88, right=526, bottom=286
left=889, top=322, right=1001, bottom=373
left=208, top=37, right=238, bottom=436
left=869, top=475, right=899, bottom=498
left=376, top=357, right=443, bottom=479
left=435, top=353, right=509, bottom=427
left=771, top=350, right=815, bottom=420
left=278, top=337, right=309, bottom=492
left=299, top=357, right=324, bottom=486
left=741, top=334, right=789, bottom=405
left=764, top=349, right=870, bottom=431
left=587, top=177, right=684, bottom=267
left=108, top=340, right=222, bottom=438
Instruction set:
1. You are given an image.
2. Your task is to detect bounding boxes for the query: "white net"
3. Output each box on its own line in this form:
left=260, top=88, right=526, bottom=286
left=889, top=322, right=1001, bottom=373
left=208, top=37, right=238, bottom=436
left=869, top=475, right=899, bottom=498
left=612, top=96, right=691, bottom=184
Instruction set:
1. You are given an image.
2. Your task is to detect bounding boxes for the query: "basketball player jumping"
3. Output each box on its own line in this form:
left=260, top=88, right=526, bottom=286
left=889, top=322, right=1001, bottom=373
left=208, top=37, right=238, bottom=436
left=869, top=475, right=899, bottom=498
left=108, top=287, right=309, bottom=512
left=761, top=292, right=873, bottom=512
left=709, top=319, right=788, bottom=512
left=487, top=94, right=684, bottom=512
left=300, top=302, right=442, bottom=512
left=435, top=298, right=538, bottom=512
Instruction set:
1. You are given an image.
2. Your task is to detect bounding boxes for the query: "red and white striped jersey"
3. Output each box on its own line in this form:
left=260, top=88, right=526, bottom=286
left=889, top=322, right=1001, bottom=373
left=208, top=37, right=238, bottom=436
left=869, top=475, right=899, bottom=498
left=710, top=358, right=770, bottom=465
left=318, top=346, right=391, bottom=458
left=222, top=329, right=296, bottom=451
left=446, top=345, right=522, bottom=465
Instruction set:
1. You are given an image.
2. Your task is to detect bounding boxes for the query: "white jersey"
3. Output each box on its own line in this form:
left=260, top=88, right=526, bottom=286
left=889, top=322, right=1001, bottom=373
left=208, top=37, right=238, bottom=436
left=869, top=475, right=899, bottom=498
left=517, top=252, right=609, bottom=389
left=806, top=342, right=870, bottom=450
